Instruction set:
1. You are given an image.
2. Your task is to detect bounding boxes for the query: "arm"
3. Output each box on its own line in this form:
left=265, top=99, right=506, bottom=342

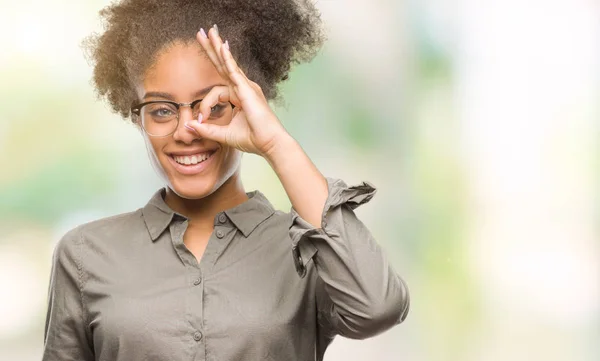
left=264, top=135, right=328, bottom=228
left=42, top=227, right=95, bottom=361
left=187, top=30, right=409, bottom=338
left=265, top=135, right=410, bottom=339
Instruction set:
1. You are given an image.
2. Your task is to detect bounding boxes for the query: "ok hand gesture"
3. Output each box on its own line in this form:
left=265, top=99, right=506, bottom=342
left=186, top=25, right=290, bottom=158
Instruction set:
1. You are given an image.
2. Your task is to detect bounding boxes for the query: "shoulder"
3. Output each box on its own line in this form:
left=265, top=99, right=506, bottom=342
left=54, top=208, right=144, bottom=256
left=261, top=208, right=293, bottom=231
left=78, top=209, right=143, bottom=236
left=271, top=208, right=292, bottom=221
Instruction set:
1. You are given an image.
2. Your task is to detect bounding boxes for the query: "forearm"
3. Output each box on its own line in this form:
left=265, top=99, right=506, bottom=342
left=264, top=134, right=328, bottom=228
left=266, top=135, right=409, bottom=337
left=289, top=182, right=410, bottom=338
left=310, top=203, right=409, bottom=337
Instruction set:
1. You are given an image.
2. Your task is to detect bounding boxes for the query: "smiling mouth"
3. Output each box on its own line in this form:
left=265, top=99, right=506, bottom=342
left=170, top=151, right=216, bottom=166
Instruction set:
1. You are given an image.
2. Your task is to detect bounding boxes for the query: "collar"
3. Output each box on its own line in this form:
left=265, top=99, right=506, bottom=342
left=141, top=187, right=276, bottom=241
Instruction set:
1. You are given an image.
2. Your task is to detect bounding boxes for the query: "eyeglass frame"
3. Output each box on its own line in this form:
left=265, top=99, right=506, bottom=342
left=131, top=99, right=236, bottom=137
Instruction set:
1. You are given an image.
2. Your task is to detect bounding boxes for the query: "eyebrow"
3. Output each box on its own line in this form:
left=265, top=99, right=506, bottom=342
left=142, top=84, right=225, bottom=101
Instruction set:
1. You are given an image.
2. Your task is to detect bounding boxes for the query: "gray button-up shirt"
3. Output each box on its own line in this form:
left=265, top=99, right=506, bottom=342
left=42, top=178, right=409, bottom=361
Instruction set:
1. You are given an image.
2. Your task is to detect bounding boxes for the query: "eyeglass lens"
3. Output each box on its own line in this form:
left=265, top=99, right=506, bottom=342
left=141, top=101, right=231, bottom=136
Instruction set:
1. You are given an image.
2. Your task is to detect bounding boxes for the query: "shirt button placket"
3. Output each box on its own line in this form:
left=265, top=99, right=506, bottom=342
left=193, top=331, right=203, bottom=341
left=216, top=230, right=224, bottom=239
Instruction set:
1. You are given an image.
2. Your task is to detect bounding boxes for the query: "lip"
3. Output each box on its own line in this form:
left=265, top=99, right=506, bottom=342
left=167, top=150, right=217, bottom=175
left=168, top=148, right=218, bottom=156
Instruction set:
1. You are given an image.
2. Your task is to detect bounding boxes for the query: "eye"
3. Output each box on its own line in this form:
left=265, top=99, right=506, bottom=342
left=144, top=103, right=177, bottom=122
left=152, top=108, right=175, bottom=117
left=210, top=103, right=228, bottom=117
left=190, top=101, right=231, bottom=120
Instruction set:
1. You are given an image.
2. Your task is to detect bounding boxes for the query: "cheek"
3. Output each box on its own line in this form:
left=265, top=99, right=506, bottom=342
left=143, top=136, right=168, bottom=165
left=219, top=147, right=242, bottom=176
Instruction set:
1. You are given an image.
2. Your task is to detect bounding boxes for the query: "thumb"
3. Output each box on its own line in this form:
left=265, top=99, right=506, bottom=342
left=189, top=121, right=230, bottom=144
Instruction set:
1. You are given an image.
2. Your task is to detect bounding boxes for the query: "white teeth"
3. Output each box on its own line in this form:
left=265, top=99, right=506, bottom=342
left=173, top=152, right=212, bottom=165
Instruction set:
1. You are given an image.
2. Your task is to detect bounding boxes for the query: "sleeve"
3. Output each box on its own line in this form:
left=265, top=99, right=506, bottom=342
left=42, top=227, right=95, bottom=361
left=289, top=177, right=410, bottom=340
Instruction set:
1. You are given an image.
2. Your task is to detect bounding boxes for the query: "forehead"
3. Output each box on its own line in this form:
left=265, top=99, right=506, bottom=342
left=138, top=41, right=224, bottom=99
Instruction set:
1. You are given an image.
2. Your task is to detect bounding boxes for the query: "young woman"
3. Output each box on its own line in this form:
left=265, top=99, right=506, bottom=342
left=42, top=1, right=409, bottom=360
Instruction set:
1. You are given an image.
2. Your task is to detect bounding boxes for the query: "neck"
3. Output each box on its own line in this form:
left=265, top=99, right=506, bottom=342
left=164, top=173, right=248, bottom=230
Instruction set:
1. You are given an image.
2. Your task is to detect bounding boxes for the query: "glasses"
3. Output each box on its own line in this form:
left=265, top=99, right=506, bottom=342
left=131, top=99, right=234, bottom=137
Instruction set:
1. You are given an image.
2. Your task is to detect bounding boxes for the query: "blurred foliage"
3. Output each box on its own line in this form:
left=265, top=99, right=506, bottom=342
left=0, top=64, right=116, bottom=226
left=0, top=152, right=114, bottom=225
left=276, top=53, right=398, bottom=152
left=2, top=1, right=596, bottom=361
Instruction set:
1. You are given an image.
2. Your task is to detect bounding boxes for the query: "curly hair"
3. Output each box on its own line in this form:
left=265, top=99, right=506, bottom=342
left=83, top=0, right=325, bottom=120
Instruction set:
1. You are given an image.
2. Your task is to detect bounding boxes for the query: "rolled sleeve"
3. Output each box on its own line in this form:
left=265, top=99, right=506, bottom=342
left=289, top=177, right=409, bottom=339
left=42, top=227, right=95, bottom=361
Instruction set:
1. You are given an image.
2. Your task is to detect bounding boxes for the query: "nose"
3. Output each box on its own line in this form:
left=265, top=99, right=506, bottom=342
left=172, top=106, right=200, bottom=143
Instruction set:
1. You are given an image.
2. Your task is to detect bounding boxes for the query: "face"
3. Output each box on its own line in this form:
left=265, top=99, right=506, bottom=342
left=135, top=41, right=242, bottom=200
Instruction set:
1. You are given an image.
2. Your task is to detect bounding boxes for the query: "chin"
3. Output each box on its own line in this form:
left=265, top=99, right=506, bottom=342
left=167, top=175, right=220, bottom=200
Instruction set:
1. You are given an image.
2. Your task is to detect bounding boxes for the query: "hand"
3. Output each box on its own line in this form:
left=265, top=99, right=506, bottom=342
left=186, top=25, right=290, bottom=157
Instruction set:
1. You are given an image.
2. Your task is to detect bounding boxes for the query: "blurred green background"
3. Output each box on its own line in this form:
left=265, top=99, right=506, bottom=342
left=1, top=0, right=598, bottom=360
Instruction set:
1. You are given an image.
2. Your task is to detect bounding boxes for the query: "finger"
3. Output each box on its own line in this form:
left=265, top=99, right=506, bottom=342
left=220, top=43, right=260, bottom=103
left=195, top=85, right=239, bottom=123
left=221, top=42, right=240, bottom=78
left=196, top=26, right=228, bottom=79
left=197, top=27, right=227, bottom=78
left=186, top=121, right=230, bottom=144
left=196, top=31, right=226, bottom=79
left=220, top=42, right=250, bottom=82
left=208, top=25, right=228, bottom=70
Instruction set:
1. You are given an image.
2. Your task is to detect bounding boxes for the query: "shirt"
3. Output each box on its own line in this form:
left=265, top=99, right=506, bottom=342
left=42, top=177, right=409, bottom=361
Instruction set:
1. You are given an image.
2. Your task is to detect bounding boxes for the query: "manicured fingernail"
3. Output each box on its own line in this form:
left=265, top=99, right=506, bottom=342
left=197, top=113, right=203, bottom=124
left=199, top=28, right=207, bottom=39
left=224, top=40, right=229, bottom=50
left=184, top=123, right=197, bottom=133
left=213, top=24, right=219, bottom=36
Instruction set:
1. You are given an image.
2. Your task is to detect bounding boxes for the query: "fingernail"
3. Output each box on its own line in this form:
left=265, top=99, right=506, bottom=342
left=199, top=28, right=207, bottom=38
left=197, top=113, right=203, bottom=124
left=224, top=40, right=229, bottom=50
left=184, top=123, right=197, bottom=133
left=213, top=24, right=219, bottom=36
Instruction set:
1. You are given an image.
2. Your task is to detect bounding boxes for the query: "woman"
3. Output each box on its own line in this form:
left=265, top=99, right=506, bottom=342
left=42, top=0, right=409, bottom=360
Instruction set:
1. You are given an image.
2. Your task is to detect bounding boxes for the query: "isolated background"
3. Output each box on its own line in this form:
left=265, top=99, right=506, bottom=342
left=0, top=0, right=598, bottom=360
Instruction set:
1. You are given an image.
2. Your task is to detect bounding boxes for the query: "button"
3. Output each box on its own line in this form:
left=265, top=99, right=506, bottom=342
left=218, top=214, right=227, bottom=224
left=193, top=331, right=203, bottom=341
left=193, top=277, right=202, bottom=286
left=291, top=245, right=306, bottom=278
left=216, top=230, right=224, bottom=238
